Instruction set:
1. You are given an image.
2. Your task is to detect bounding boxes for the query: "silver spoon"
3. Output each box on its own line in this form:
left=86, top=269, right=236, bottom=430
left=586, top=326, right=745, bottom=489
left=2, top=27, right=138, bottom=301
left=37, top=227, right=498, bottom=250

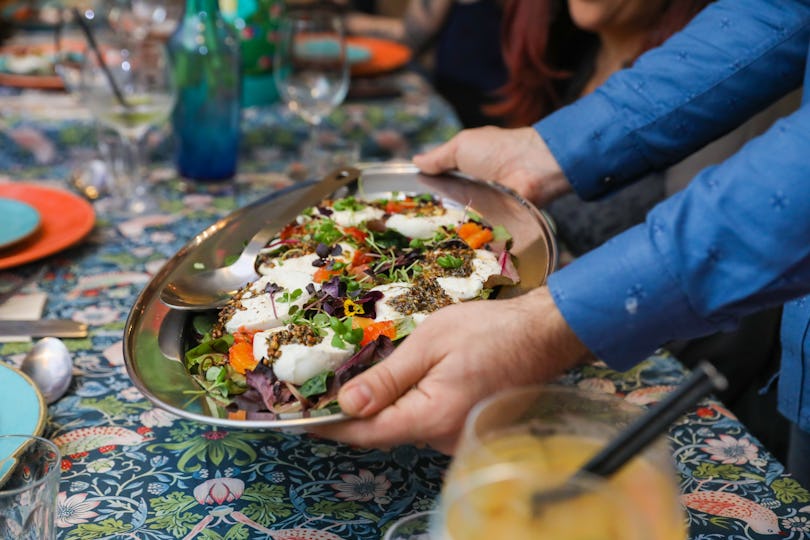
left=160, top=166, right=362, bottom=311
left=20, top=337, right=73, bottom=405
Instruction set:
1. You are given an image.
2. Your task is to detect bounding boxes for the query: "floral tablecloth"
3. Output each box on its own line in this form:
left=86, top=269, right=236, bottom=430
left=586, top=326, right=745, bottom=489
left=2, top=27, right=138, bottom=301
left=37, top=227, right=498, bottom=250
left=1, top=76, right=810, bottom=540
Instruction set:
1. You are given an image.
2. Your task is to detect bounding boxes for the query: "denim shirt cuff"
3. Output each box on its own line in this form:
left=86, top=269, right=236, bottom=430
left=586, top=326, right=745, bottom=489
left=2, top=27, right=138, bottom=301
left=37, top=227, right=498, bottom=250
left=547, top=225, right=718, bottom=370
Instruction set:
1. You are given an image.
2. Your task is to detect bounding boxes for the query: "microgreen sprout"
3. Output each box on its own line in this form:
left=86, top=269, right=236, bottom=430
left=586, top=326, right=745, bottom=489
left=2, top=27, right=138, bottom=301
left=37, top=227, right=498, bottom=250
left=437, top=254, right=464, bottom=269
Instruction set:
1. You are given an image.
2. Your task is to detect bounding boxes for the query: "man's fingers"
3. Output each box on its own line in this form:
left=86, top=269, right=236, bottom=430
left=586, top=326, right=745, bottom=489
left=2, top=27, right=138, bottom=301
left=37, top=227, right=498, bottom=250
left=337, top=345, right=431, bottom=417
left=413, top=136, right=460, bottom=174
left=312, top=386, right=456, bottom=453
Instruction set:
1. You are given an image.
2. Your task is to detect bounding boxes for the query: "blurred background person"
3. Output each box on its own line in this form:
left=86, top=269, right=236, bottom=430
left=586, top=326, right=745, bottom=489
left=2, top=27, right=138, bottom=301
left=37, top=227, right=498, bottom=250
left=489, top=0, right=713, bottom=255
left=346, top=0, right=508, bottom=127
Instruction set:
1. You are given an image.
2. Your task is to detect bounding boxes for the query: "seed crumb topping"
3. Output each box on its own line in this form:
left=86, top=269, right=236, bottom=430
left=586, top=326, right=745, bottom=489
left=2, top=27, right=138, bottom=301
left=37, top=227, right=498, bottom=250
left=261, top=324, right=323, bottom=364
left=388, top=276, right=453, bottom=315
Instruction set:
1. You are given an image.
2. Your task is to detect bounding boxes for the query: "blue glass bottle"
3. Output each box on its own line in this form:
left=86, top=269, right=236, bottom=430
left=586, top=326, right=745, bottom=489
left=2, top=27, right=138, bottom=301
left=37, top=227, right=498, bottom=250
left=168, top=0, right=241, bottom=181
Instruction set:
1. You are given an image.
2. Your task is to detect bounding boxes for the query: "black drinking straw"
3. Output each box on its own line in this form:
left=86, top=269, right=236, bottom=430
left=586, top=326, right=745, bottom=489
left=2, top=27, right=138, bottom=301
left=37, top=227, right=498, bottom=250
left=70, top=7, right=130, bottom=109
left=581, top=361, right=727, bottom=477
left=533, top=362, right=728, bottom=512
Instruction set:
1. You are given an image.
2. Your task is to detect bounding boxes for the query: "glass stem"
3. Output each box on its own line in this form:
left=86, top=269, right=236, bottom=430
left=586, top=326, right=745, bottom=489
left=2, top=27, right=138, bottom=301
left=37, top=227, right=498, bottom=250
left=309, top=119, right=322, bottom=154
left=117, top=134, right=144, bottom=202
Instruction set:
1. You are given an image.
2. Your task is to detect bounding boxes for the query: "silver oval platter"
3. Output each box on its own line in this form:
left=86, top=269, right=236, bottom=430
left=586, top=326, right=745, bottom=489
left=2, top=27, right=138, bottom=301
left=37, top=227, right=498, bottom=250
left=124, top=163, right=558, bottom=429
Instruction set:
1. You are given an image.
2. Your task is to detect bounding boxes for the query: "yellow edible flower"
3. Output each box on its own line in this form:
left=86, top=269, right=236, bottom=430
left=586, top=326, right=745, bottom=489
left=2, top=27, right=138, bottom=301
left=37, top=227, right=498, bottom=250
left=343, top=298, right=364, bottom=316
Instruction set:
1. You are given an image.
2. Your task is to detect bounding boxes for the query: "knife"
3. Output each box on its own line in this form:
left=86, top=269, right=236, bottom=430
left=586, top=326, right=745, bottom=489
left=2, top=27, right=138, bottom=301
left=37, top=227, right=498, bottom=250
left=0, top=320, right=88, bottom=338
left=0, top=267, right=47, bottom=308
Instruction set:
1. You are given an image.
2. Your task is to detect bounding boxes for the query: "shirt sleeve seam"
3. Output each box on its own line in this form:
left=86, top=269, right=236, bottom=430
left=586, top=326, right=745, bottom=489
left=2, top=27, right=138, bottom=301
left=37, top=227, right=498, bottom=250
left=623, top=19, right=810, bottom=162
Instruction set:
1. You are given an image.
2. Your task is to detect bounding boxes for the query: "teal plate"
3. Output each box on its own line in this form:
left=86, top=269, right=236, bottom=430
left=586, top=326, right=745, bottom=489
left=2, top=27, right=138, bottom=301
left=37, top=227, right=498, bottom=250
left=0, top=362, right=46, bottom=482
left=0, top=198, right=41, bottom=250
left=297, top=38, right=372, bottom=64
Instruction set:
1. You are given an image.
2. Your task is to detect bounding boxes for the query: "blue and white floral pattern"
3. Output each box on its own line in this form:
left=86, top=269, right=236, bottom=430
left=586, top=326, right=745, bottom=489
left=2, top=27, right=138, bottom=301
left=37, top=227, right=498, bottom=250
left=1, top=79, right=809, bottom=539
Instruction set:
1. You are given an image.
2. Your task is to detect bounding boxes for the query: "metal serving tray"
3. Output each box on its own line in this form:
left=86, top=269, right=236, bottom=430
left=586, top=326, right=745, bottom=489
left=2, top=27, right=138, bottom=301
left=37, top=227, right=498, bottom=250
left=124, top=162, right=558, bottom=430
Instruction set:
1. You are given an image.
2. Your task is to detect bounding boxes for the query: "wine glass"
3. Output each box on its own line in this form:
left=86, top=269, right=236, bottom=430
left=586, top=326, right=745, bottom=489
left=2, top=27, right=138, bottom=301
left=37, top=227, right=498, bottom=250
left=273, top=7, right=350, bottom=178
left=445, top=385, right=688, bottom=540
left=76, top=32, right=174, bottom=214
left=108, top=0, right=183, bottom=42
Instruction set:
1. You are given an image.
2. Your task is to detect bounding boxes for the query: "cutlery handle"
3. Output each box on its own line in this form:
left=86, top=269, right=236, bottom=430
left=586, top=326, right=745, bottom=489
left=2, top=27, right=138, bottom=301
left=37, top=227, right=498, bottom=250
left=0, top=320, right=88, bottom=338
left=0, top=267, right=46, bottom=308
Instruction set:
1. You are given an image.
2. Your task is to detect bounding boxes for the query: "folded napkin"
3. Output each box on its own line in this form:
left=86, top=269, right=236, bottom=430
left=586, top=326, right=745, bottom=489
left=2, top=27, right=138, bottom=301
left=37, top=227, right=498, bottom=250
left=0, top=292, right=47, bottom=343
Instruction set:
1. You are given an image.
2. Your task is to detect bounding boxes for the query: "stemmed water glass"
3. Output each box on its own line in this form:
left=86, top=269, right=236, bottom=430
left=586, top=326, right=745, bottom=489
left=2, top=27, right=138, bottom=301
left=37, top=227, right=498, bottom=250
left=56, top=7, right=174, bottom=214
left=273, top=7, right=350, bottom=177
left=83, top=41, right=174, bottom=213
left=109, top=0, right=183, bottom=42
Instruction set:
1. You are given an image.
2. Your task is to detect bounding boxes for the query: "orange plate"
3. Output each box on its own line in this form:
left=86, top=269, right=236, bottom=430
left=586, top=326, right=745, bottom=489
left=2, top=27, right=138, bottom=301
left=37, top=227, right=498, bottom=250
left=0, top=71, right=63, bottom=90
left=0, top=183, right=95, bottom=270
left=0, top=40, right=83, bottom=90
left=347, top=36, right=412, bottom=77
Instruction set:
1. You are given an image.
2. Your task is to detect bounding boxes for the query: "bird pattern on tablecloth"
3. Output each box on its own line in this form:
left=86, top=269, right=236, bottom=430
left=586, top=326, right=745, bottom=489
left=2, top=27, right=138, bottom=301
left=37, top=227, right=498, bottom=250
left=52, top=426, right=152, bottom=457
left=624, top=385, right=677, bottom=405
left=231, top=513, right=346, bottom=540
left=682, top=490, right=784, bottom=536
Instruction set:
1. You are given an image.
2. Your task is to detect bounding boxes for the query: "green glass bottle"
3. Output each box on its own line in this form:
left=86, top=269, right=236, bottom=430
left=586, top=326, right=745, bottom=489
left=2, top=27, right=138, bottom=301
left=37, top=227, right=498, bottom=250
left=221, top=0, right=285, bottom=108
left=168, top=0, right=241, bottom=181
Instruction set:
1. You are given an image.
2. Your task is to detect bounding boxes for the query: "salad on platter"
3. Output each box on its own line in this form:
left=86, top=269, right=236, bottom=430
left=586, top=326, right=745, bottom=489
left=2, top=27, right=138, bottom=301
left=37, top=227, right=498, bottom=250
left=184, top=191, right=520, bottom=419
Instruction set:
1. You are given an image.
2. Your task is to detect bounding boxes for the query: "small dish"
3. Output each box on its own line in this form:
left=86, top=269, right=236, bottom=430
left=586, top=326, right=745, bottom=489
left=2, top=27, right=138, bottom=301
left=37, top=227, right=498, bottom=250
left=0, top=40, right=84, bottom=90
left=0, top=183, right=95, bottom=270
left=347, top=36, right=412, bottom=77
left=296, top=38, right=372, bottom=65
left=0, top=362, right=46, bottom=482
left=0, top=198, right=40, bottom=250
left=0, top=362, right=45, bottom=437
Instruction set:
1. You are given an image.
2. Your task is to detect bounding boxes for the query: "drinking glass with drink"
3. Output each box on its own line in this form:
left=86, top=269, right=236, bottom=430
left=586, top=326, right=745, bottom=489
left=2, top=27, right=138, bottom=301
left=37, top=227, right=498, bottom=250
left=439, top=385, right=688, bottom=540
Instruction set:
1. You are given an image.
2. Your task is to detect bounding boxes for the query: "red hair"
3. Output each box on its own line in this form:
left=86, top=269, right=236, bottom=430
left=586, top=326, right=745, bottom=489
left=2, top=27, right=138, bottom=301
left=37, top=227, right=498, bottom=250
left=489, top=0, right=713, bottom=127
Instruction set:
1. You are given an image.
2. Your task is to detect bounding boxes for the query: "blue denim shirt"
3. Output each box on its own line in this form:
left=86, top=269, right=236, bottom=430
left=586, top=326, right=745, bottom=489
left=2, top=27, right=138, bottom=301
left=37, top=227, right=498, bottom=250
left=536, top=0, right=810, bottom=430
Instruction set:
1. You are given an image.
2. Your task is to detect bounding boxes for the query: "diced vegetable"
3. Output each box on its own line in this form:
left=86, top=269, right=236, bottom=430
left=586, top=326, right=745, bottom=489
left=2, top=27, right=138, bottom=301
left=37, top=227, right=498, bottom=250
left=465, top=229, right=494, bottom=249
left=457, top=221, right=494, bottom=248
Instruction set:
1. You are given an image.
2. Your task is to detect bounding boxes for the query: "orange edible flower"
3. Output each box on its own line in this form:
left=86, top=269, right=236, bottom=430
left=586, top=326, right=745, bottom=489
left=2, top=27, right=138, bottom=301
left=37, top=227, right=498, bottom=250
left=352, top=317, right=374, bottom=330
left=456, top=222, right=481, bottom=239
left=344, top=226, right=367, bottom=244
left=465, top=229, right=494, bottom=249
left=352, top=250, right=374, bottom=266
left=313, top=267, right=341, bottom=283
left=229, top=341, right=258, bottom=374
left=457, top=221, right=493, bottom=248
left=233, top=327, right=258, bottom=345
left=360, top=320, right=396, bottom=346
left=385, top=198, right=418, bottom=214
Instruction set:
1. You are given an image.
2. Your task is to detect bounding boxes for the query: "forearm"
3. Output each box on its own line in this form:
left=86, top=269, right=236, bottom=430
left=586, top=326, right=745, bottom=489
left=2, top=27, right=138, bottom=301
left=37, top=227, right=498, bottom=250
left=345, top=13, right=405, bottom=41
left=401, top=0, right=452, bottom=52
left=520, top=287, right=595, bottom=378
left=537, top=0, right=810, bottom=200
left=549, top=103, right=810, bottom=370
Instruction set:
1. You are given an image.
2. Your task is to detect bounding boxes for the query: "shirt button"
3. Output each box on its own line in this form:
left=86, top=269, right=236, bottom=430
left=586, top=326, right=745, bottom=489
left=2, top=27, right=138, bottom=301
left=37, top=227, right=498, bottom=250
left=603, top=176, right=614, bottom=185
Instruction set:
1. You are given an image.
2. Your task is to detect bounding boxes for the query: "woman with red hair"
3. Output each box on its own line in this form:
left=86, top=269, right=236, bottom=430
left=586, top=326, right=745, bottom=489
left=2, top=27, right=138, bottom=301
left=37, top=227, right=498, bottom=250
left=486, top=1, right=714, bottom=255
left=492, top=0, right=711, bottom=128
